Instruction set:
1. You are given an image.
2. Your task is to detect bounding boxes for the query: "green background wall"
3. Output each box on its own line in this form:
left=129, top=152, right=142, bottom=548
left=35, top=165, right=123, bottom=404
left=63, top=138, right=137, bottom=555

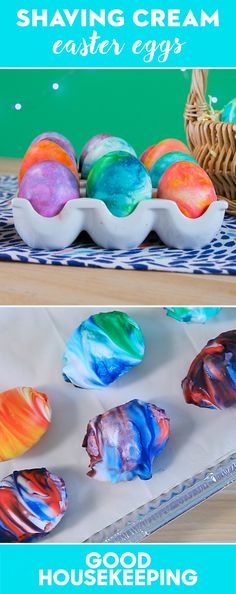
left=0, top=69, right=235, bottom=159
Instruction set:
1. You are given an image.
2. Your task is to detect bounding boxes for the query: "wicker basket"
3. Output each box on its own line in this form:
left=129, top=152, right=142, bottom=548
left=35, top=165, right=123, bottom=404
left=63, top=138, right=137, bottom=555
left=184, top=69, right=236, bottom=215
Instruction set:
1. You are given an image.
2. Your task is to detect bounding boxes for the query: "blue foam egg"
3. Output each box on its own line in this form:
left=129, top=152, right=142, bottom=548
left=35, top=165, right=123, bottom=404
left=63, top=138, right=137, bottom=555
left=150, top=151, right=197, bottom=188
left=86, top=151, right=152, bottom=217
left=83, top=399, right=170, bottom=482
left=81, top=136, right=136, bottom=179
left=221, top=99, right=236, bottom=124
left=165, top=307, right=222, bottom=324
left=63, top=311, right=145, bottom=389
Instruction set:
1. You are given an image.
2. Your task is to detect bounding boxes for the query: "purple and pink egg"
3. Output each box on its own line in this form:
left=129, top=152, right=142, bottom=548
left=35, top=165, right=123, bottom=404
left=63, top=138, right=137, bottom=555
left=18, top=160, right=80, bottom=217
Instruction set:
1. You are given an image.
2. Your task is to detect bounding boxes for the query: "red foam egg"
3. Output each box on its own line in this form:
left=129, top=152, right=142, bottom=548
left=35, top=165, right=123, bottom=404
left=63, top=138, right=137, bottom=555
left=141, top=139, right=191, bottom=171
left=157, top=161, right=217, bottom=218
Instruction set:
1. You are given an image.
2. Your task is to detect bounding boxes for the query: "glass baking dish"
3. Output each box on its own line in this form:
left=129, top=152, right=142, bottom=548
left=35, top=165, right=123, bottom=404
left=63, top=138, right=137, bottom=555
left=87, top=453, right=236, bottom=543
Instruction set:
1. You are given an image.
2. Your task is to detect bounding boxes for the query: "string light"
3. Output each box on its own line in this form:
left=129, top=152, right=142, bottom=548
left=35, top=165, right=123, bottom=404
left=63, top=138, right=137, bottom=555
left=13, top=78, right=63, bottom=113
left=10, top=75, right=220, bottom=117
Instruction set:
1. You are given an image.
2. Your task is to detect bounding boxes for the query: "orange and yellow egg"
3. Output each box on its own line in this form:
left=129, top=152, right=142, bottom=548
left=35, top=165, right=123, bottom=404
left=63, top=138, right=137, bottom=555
left=0, top=387, right=51, bottom=461
left=157, top=161, right=217, bottom=218
left=18, top=140, right=79, bottom=184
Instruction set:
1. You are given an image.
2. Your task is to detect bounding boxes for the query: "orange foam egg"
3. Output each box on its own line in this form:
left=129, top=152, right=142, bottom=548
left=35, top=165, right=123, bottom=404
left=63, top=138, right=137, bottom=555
left=142, top=139, right=191, bottom=171
left=0, top=387, right=52, bottom=461
left=140, top=144, right=155, bottom=164
left=19, top=140, right=79, bottom=183
left=157, top=161, right=217, bottom=218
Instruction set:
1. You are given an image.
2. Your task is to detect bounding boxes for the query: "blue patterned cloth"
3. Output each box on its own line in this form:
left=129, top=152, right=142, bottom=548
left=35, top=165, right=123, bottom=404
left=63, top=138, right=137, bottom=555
left=1, top=175, right=236, bottom=274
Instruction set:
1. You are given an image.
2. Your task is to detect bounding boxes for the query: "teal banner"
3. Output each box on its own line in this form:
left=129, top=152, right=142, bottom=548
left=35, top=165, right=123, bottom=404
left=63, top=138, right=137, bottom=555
left=0, top=544, right=235, bottom=593
left=0, top=0, right=235, bottom=67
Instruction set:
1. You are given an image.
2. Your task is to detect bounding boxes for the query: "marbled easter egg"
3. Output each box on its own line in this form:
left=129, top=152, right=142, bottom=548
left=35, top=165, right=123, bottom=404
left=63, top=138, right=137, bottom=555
left=79, top=134, right=112, bottom=172
left=86, top=152, right=152, bottom=217
left=0, top=468, right=68, bottom=542
left=0, top=387, right=51, bottom=461
left=81, top=136, right=136, bottom=179
left=140, top=144, right=155, bottom=165
left=221, top=99, right=236, bottom=124
left=157, top=161, right=217, bottom=218
left=83, top=399, right=170, bottom=482
left=30, top=132, right=76, bottom=164
left=141, top=139, right=191, bottom=171
left=63, top=310, right=145, bottom=389
left=165, top=307, right=222, bottom=324
left=19, top=140, right=79, bottom=183
left=19, top=160, right=80, bottom=217
left=182, top=330, right=236, bottom=410
left=150, top=151, right=197, bottom=188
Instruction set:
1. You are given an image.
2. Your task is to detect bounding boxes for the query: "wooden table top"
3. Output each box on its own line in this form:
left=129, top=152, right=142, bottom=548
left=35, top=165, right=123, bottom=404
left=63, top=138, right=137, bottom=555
left=145, top=484, right=236, bottom=543
left=0, top=157, right=235, bottom=305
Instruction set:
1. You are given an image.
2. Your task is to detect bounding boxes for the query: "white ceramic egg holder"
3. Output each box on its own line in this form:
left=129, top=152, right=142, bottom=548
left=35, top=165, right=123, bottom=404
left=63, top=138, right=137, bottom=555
left=12, top=179, right=228, bottom=251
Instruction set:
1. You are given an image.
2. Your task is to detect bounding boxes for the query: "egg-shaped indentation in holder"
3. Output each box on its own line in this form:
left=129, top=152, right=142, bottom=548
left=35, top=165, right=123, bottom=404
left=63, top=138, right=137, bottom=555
left=12, top=197, right=84, bottom=250
left=151, top=199, right=228, bottom=250
left=12, top=195, right=228, bottom=251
